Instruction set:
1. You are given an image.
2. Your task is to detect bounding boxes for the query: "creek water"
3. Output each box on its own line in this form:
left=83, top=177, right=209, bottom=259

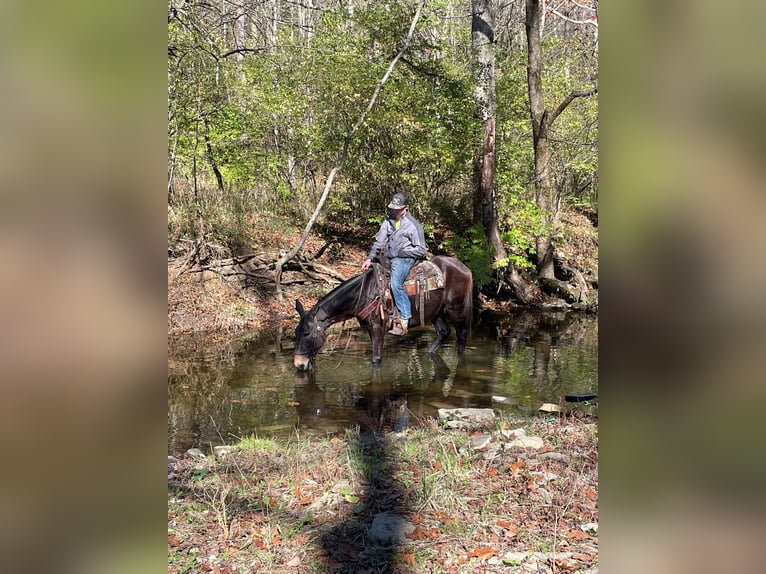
left=168, top=310, right=597, bottom=454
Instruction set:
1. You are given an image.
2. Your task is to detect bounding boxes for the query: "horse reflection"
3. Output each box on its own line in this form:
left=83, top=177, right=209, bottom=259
left=292, top=374, right=328, bottom=431
left=292, top=353, right=489, bottom=435
left=353, top=368, right=411, bottom=433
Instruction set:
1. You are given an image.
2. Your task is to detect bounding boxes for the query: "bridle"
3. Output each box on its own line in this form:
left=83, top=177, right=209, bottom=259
left=304, top=308, right=325, bottom=359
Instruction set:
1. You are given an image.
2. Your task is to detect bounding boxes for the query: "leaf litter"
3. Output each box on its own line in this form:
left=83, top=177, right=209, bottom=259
left=168, top=413, right=598, bottom=573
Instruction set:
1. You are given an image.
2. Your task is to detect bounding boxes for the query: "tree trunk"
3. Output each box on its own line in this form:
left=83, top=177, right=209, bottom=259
left=471, top=0, right=506, bottom=262
left=232, top=1, right=247, bottom=83
left=525, top=0, right=597, bottom=283
left=270, top=0, right=279, bottom=54
left=525, top=0, right=556, bottom=279
left=471, top=0, right=531, bottom=304
left=203, top=118, right=225, bottom=193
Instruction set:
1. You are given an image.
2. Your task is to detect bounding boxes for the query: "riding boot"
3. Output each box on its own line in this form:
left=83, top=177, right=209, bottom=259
left=388, top=318, right=408, bottom=336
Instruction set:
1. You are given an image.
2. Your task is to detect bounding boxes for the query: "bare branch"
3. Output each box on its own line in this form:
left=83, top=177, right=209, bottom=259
left=570, top=0, right=597, bottom=12
left=548, top=85, right=598, bottom=126
left=548, top=7, right=598, bottom=28
left=218, top=47, right=267, bottom=58
left=273, top=0, right=427, bottom=301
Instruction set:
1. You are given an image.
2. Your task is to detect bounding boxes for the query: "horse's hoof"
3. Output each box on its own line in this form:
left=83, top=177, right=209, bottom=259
left=371, top=357, right=382, bottom=365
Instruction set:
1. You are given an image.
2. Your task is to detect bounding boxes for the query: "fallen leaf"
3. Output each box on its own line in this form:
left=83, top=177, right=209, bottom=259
left=298, top=495, right=313, bottom=505
left=496, top=520, right=519, bottom=534
left=567, top=529, right=590, bottom=540
left=287, top=401, right=300, bottom=406
left=330, top=437, right=341, bottom=444
left=468, top=546, right=497, bottom=561
left=408, top=526, right=428, bottom=540
left=556, top=558, right=581, bottom=570
left=486, top=467, right=498, bottom=476
left=402, top=552, right=417, bottom=565
left=167, top=534, right=181, bottom=547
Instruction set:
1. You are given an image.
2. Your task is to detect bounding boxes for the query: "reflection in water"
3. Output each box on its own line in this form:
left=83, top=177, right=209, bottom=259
left=168, top=311, right=597, bottom=452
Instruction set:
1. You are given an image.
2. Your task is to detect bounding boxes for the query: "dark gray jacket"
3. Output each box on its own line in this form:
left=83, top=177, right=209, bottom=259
left=367, top=213, right=427, bottom=260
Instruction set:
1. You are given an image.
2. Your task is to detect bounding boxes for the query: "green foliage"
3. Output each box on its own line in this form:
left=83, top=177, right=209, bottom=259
left=168, top=194, right=253, bottom=254
left=324, top=188, right=354, bottom=220
left=498, top=194, right=549, bottom=271
left=439, top=224, right=494, bottom=288
left=495, top=34, right=597, bottom=242
left=367, top=215, right=386, bottom=227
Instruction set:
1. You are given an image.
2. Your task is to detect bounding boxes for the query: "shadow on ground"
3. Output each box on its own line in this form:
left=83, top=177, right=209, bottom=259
left=319, top=367, right=413, bottom=573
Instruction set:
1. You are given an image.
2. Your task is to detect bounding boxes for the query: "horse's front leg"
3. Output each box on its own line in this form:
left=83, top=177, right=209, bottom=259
left=371, top=320, right=386, bottom=364
left=362, top=317, right=386, bottom=365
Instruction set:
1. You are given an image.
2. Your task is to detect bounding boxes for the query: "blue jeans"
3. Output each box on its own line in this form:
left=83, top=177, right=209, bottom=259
left=390, top=257, right=415, bottom=320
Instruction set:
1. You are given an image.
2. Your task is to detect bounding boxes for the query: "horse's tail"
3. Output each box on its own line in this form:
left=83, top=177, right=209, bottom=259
left=463, top=267, right=474, bottom=334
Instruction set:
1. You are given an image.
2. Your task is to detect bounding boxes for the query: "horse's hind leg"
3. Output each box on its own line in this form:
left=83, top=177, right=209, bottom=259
left=428, top=315, right=451, bottom=355
left=455, top=321, right=469, bottom=357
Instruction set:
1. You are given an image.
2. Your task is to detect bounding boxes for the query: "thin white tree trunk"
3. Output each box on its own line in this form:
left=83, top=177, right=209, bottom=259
left=275, top=0, right=427, bottom=301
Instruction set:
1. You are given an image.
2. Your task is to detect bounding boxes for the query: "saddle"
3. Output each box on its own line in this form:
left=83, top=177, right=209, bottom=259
left=365, top=258, right=444, bottom=328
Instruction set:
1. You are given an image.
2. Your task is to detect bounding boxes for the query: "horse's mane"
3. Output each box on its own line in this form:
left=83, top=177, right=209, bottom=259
left=313, top=271, right=369, bottom=315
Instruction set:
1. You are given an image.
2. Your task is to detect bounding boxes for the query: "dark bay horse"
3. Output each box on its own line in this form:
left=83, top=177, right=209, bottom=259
left=294, top=256, right=473, bottom=370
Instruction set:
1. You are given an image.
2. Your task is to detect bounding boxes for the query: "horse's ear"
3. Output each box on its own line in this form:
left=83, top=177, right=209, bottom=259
left=295, top=299, right=305, bottom=318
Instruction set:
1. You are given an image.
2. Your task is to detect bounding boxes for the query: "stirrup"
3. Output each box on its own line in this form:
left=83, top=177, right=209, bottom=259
left=388, top=319, right=408, bottom=336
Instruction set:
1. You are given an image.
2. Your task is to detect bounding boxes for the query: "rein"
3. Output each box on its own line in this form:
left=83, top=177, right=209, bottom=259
left=355, top=268, right=382, bottom=320
left=327, top=271, right=374, bottom=368
left=330, top=322, right=355, bottom=369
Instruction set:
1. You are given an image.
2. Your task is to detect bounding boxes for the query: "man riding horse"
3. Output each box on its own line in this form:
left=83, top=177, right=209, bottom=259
left=360, top=193, right=427, bottom=336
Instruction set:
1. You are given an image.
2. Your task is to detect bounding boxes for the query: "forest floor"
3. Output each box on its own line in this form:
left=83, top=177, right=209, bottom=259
left=168, top=412, right=598, bottom=574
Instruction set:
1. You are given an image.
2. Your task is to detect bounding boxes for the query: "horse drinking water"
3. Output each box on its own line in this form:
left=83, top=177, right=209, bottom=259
left=294, top=256, right=473, bottom=371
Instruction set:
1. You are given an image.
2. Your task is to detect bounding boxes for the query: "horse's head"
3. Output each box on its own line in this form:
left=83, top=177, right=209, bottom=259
left=293, top=299, right=328, bottom=371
